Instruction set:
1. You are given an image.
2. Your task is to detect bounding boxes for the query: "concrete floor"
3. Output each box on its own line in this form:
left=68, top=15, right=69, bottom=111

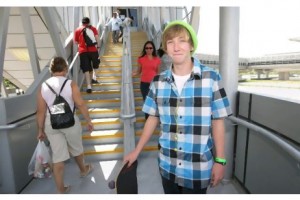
left=20, top=154, right=245, bottom=194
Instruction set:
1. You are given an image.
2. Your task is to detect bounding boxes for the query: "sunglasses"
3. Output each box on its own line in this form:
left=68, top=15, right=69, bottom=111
left=145, top=47, right=153, bottom=50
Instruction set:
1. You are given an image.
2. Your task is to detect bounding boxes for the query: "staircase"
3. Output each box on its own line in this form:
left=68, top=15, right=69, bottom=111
left=77, top=31, right=159, bottom=162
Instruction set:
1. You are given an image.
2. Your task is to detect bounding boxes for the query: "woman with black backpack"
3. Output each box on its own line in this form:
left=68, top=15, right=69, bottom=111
left=36, top=57, right=94, bottom=194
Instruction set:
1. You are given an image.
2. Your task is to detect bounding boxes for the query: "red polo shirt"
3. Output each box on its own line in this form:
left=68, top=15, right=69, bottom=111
left=137, top=56, right=161, bottom=83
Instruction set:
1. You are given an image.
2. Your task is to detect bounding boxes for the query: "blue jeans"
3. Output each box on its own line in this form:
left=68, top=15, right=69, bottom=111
left=140, top=82, right=150, bottom=119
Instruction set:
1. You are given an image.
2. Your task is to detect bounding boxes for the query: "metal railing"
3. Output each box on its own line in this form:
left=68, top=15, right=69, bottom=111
left=120, top=23, right=135, bottom=120
left=0, top=115, right=36, bottom=131
left=228, top=115, right=300, bottom=166
left=120, top=22, right=137, bottom=155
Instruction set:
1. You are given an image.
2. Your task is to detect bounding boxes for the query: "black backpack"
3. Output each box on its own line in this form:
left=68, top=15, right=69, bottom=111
left=45, top=79, right=75, bottom=129
left=81, top=25, right=97, bottom=47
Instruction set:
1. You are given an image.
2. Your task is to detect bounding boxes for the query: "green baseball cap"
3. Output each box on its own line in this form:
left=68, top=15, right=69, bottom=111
left=163, top=20, right=198, bottom=54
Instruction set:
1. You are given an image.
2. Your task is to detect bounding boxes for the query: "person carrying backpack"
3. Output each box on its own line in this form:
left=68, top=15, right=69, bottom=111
left=36, top=57, right=94, bottom=193
left=74, top=17, right=100, bottom=93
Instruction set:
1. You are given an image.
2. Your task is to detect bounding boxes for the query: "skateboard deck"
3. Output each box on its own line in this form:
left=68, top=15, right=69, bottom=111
left=115, top=160, right=138, bottom=194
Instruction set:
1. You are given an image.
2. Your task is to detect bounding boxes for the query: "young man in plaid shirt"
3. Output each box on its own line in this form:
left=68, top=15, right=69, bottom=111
left=124, top=20, right=232, bottom=194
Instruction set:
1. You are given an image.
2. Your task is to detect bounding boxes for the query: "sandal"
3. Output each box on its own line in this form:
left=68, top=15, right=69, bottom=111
left=64, top=185, right=71, bottom=194
left=57, top=185, right=71, bottom=194
left=80, top=164, right=93, bottom=178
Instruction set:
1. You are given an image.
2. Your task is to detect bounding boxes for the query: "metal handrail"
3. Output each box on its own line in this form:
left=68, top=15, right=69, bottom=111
left=120, top=22, right=135, bottom=120
left=67, top=51, right=79, bottom=76
left=0, top=114, right=36, bottom=130
left=228, top=115, right=300, bottom=165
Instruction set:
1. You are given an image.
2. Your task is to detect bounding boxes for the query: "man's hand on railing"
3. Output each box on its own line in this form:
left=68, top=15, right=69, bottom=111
left=132, top=71, right=139, bottom=76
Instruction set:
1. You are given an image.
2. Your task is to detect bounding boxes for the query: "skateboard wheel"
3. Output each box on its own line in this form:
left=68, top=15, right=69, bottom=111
left=108, top=180, right=115, bottom=189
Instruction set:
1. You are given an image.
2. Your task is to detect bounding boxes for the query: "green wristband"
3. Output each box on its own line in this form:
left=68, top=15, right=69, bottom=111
left=215, top=157, right=226, bottom=162
left=215, top=157, right=227, bottom=165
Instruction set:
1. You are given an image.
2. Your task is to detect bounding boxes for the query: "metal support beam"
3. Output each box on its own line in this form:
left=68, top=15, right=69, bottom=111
left=189, top=7, right=200, bottom=35
left=0, top=7, right=10, bottom=91
left=0, top=9, right=15, bottom=193
left=20, top=7, right=41, bottom=79
left=91, top=7, right=98, bottom=27
left=72, top=7, right=80, bottom=83
left=137, top=7, right=143, bottom=31
left=219, top=7, right=240, bottom=180
left=169, top=7, right=176, bottom=21
left=41, top=7, right=66, bottom=59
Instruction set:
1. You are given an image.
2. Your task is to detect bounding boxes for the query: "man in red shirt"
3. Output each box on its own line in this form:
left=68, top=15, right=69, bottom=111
left=74, top=17, right=100, bottom=93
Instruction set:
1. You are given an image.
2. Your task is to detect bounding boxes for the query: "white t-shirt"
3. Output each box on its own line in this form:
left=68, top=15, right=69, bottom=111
left=41, top=76, right=74, bottom=115
left=172, top=72, right=190, bottom=95
left=106, top=17, right=122, bottom=31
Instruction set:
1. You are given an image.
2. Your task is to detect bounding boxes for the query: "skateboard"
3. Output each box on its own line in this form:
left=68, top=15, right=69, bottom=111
left=109, top=160, right=138, bottom=194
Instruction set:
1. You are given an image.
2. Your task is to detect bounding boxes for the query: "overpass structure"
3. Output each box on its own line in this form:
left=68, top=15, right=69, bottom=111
left=198, top=52, right=300, bottom=80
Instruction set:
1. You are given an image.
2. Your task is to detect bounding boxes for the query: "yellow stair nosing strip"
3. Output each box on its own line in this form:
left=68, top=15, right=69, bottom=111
left=84, top=147, right=124, bottom=155
left=94, top=77, right=122, bottom=79
left=101, top=55, right=122, bottom=58
left=81, top=119, right=121, bottom=126
left=77, top=107, right=142, bottom=115
left=82, top=132, right=124, bottom=140
left=100, top=65, right=121, bottom=67
left=84, top=97, right=142, bottom=104
left=143, top=146, right=159, bottom=151
left=136, top=129, right=160, bottom=136
left=82, top=90, right=121, bottom=95
left=81, top=117, right=144, bottom=125
left=100, top=61, right=122, bottom=63
left=83, top=83, right=122, bottom=86
left=82, top=89, right=139, bottom=95
left=85, top=99, right=121, bottom=103
left=82, top=128, right=157, bottom=140
left=76, top=109, right=120, bottom=115
left=84, top=146, right=158, bottom=155
left=98, top=70, right=121, bottom=73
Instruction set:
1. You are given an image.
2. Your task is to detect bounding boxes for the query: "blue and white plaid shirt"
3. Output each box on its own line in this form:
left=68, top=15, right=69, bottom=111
left=142, top=57, right=232, bottom=189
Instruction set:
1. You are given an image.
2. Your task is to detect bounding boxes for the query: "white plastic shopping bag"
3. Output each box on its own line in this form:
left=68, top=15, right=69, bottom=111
left=28, top=140, right=52, bottom=178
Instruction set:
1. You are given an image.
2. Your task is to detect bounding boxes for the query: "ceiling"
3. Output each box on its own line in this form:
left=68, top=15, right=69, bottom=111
left=4, top=7, right=55, bottom=91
